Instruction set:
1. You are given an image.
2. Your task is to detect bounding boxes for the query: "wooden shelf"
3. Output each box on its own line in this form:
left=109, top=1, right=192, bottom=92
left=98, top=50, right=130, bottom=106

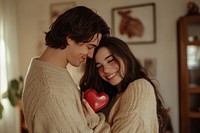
left=188, top=88, right=200, bottom=93
left=187, top=41, right=200, bottom=45
left=189, top=112, right=200, bottom=118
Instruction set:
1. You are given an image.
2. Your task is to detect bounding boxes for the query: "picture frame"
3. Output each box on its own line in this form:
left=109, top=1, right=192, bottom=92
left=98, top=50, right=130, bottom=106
left=112, top=3, right=156, bottom=44
left=50, top=2, right=76, bottom=23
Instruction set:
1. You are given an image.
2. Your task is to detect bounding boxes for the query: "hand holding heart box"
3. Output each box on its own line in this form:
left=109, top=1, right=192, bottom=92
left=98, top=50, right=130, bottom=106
left=83, top=89, right=109, bottom=112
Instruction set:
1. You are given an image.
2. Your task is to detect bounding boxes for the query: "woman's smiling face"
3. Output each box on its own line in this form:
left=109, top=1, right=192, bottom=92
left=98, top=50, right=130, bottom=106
left=95, top=47, right=125, bottom=86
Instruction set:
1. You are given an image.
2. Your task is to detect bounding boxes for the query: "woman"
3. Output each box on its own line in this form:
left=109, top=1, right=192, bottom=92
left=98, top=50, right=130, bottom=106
left=80, top=36, right=168, bottom=133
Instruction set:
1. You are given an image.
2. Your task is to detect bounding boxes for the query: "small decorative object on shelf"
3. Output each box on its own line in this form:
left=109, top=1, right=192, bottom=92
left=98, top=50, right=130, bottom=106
left=188, top=35, right=198, bottom=42
left=187, top=1, right=200, bottom=16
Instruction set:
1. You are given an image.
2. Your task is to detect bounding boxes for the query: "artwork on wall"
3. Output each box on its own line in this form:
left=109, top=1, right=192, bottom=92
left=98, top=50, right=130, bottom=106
left=139, top=58, right=157, bottom=77
left=37, top=2, right=76, bottom=56
left=112, top=3, right=156, bottom=44
left=144, top=58, right=157, bottom=77
left=50, top=2, right=76, bottom=22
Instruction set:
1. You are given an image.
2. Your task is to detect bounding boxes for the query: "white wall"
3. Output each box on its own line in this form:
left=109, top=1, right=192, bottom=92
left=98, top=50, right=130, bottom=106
left=15, top=0, right=200, bottom=133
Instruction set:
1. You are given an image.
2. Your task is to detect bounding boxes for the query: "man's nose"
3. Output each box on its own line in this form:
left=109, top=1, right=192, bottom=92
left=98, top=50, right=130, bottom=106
left=87, top=49, right=94, bottom=58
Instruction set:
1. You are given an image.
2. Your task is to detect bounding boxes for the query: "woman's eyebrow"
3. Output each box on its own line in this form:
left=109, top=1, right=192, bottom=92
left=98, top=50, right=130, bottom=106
left=105, top=55, right=113, bottom=60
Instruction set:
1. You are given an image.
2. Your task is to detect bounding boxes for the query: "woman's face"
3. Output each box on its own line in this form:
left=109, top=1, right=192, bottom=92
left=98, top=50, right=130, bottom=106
left=95, top=47, right=125, bottom=86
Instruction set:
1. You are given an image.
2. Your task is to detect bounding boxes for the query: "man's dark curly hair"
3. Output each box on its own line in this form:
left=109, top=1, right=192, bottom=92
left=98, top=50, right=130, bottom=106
left=45, top=6, right=110, bottom=49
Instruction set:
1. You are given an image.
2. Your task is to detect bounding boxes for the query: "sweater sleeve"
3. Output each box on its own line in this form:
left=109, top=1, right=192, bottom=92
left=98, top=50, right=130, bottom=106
left=93, top=113, right=111, bottom=133
left=109, top=79, right=158, bottom=133
left=32, top=91, right=93, bottom=133
left=85, top=111, right=110, bottom=133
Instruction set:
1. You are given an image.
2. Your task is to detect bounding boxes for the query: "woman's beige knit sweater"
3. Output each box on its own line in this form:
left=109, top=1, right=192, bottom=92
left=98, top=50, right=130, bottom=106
left=22, top=58, right=110, bottom=133
left=104, top=79, right=159, bottom=133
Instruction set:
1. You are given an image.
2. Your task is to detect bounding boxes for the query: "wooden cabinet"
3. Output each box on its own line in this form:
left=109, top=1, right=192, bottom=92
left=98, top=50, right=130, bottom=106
left=177, top=15, right=200, bottom=133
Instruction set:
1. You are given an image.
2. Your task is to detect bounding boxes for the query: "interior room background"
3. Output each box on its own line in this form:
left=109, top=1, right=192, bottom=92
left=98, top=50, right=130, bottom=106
left=1, top=0, right=200, bottom=133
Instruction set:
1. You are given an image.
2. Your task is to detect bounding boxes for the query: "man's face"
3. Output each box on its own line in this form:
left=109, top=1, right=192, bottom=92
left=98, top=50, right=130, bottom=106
left=66, top=33, right=102, bottom=67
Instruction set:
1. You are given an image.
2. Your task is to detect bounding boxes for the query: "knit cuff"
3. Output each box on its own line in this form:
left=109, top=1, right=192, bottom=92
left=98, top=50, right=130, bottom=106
left=87, top=112, right=100, bottom=129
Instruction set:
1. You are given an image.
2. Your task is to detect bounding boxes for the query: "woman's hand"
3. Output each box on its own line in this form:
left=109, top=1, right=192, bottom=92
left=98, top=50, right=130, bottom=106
left=82, top=93, right=100, bottom=129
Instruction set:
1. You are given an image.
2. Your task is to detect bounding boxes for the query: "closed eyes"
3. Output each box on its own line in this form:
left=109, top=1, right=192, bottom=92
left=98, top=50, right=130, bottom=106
left=96, top=55, right=115, bottom=70
left=87, top=45, right=94, bottom=50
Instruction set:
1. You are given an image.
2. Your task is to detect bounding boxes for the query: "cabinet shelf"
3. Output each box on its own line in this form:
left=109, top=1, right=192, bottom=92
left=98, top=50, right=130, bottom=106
left=189, top=112, right=200, bottom=118
left=187, top=41, right=200, bottom=45
left=188, top=88, right=200, bottom=93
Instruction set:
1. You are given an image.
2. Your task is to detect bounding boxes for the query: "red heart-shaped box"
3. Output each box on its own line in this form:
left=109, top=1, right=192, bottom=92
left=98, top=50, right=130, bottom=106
left=84, top=89, right=109, bottom=112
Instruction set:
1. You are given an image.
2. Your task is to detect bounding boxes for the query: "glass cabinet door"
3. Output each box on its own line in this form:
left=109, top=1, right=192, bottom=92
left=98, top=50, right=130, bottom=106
left=187, top=45, right=200, bottom=86
left=187, top=19, right=200, bottom=87
left=187, top=20, right=200, bottom=42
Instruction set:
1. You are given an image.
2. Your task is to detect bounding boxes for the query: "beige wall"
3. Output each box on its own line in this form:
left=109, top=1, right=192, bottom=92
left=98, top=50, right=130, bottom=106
left=15, top=0, right=200, bottom=133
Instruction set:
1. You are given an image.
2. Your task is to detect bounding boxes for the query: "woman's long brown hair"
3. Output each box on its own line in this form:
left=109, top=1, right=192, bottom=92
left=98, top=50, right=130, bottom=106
left=80, top=36, right=169, bottom=133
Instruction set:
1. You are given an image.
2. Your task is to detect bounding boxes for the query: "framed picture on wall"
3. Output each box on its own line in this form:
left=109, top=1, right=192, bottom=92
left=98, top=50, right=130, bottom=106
left=144, top=58, right=157, bottom=77
left=112, top=3, right=156, bottom=44
left=50, top=2, right=76, bottom=23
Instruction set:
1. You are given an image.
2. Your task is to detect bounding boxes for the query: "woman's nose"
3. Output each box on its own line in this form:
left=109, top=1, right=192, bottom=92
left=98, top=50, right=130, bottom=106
left=103, top=65, right=112, bottom=73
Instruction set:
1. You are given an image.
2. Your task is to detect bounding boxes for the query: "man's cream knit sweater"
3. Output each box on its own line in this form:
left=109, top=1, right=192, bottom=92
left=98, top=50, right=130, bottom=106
left=22, top=58, right=110, bottom=133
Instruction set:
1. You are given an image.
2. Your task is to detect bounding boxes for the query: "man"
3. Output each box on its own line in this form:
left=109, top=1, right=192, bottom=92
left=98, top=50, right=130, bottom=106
left=22, top=6, right=110, bottom=133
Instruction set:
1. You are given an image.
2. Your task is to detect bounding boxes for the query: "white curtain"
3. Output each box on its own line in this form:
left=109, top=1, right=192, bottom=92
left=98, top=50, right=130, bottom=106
left=0, top=0, right=20, bottom=133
